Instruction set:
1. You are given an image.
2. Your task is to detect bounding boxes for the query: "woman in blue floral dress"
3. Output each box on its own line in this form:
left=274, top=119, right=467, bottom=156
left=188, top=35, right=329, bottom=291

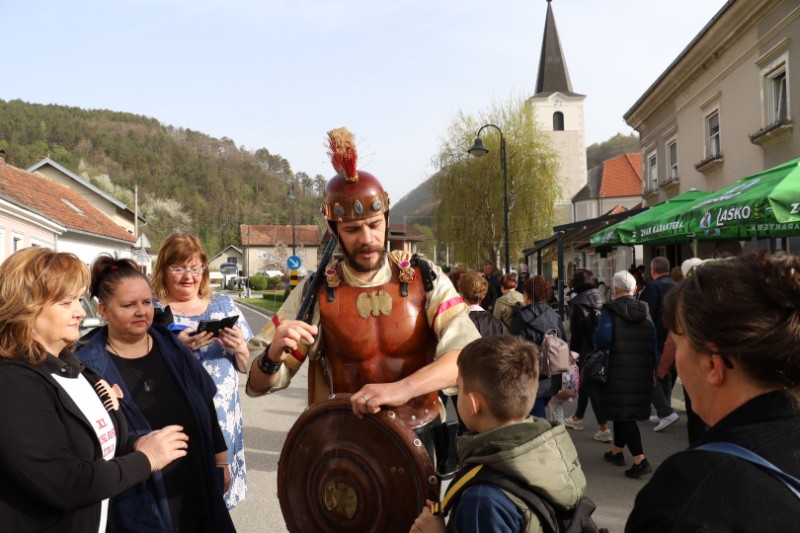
left=151, top=233, right=253, bottom=509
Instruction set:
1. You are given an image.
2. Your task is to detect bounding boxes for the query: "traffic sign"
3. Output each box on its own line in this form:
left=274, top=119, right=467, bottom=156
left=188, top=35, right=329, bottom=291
left=287, top=255, right=302, bottom=270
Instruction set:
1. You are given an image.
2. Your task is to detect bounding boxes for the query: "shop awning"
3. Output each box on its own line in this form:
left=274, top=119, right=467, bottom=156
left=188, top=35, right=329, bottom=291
left=678, top=157, right=800, bottom=240
left=589, top=190, right=709, bottom=246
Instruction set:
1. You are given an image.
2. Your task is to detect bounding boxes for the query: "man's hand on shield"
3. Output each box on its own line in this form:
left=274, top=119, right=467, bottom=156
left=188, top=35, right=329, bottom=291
left=351, top=380, right=415, bottom=418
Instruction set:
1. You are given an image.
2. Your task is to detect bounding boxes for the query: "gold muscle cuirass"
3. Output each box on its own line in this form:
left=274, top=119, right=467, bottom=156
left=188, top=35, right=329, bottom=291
left=316, top=262, right=439, bottom=428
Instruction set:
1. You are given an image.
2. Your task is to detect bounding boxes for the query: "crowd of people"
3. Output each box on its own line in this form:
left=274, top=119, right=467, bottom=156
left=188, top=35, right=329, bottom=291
left=1, top=126, right=797, bottom=532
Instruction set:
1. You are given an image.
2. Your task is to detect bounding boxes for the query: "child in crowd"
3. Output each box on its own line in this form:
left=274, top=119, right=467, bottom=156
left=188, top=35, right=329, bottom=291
left=410, top=335, right=587, bottom=532
left=548, top=352, right=580, bottom=424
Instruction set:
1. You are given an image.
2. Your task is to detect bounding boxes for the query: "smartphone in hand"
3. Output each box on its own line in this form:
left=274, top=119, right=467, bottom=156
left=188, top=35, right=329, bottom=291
left=194, top=315, right=239, bottom=337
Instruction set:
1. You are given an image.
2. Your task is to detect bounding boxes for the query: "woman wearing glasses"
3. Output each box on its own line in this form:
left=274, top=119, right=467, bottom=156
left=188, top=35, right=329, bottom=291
left=626, top=251, right=800, bottom=532
left=151, top=233, right=253, bottom=509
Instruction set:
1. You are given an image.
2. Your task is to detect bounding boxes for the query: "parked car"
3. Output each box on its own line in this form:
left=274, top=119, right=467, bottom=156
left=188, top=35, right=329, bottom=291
left=79, top=294, right=105, bottom=337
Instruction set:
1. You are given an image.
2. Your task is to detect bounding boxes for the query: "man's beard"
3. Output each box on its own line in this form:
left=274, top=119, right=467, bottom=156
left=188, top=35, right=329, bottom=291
left=343, top=245, right=387, bottom=273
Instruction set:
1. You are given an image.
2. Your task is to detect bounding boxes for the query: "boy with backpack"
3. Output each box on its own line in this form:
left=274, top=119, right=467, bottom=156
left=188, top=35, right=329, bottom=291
left=410, top=335, right=596, bottom=533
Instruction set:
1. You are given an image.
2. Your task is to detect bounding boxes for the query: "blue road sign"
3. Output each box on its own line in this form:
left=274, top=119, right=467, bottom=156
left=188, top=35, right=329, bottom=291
left=287, top=255, right=302, bottom=270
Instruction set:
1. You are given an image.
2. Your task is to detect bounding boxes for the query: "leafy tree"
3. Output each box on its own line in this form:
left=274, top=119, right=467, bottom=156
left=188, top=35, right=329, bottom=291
left=586, top=133, right=639, bottom=169
left=433, top=96, right=560, bottom=271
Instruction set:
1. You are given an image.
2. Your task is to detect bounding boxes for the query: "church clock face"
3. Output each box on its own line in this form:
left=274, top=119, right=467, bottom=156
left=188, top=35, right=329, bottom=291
left=554, top=99, right=563, bottom=108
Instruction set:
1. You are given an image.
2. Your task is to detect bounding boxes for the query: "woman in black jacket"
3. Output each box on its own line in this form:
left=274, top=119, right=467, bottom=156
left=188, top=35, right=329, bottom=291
left=595, top=270, right=657, bottom=478
left=0, top=247, right=188, bottom=533
left=511, top=275, right=566, bottom=418
left=627, top=252, right=800, bottom=531
left=564, top=269, right=611, bottom=443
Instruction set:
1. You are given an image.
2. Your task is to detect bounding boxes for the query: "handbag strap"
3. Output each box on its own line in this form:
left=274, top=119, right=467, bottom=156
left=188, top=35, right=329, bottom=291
left=694, top=442, right=800, bottom=499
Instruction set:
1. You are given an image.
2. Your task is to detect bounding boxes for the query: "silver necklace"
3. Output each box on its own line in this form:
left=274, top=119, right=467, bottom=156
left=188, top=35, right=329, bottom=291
left=107, top=335, right=154, bottom=393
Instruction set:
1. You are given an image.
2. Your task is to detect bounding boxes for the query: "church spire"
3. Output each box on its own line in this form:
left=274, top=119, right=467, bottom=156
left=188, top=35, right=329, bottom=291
left=534, top=1, right=574, bottom=96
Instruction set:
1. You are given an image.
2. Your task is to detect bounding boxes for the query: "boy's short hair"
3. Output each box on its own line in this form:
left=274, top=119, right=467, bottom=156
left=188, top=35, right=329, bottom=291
left=458, top=272, right=488, bottom=305
left=458, top=335, right=539, bottom=421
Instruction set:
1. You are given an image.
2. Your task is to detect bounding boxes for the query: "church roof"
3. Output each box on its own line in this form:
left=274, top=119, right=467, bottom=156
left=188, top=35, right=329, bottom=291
left=533, top=1, right=583, bottom=98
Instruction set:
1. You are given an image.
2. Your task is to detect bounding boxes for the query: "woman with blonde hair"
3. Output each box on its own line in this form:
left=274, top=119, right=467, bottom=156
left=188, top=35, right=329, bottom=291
left=0, top=247, right=187, bottom=532
left=151, top=232, right=253, bottom=508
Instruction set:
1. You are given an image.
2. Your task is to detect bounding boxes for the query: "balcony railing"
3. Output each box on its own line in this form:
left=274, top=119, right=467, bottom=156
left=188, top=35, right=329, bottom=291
left=749, top=117, right=793, bottom=146
left=694, top=152, right=724, bottom=172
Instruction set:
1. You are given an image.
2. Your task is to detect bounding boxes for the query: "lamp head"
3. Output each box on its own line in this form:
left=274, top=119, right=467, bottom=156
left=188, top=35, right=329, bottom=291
left=468, top=137, right=489, bottom=157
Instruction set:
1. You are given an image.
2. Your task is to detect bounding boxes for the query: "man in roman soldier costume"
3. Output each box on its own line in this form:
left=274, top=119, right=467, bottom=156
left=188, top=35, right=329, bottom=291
left=246, top=127, right=479, bottom=459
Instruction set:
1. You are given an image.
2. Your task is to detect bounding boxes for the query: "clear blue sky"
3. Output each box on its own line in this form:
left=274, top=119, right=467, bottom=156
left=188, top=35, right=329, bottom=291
left=3, top=0, right=725, bottom=203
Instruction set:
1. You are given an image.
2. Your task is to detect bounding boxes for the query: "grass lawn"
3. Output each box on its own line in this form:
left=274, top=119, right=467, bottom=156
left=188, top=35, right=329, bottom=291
left=240, top=290, right=288, bottom=314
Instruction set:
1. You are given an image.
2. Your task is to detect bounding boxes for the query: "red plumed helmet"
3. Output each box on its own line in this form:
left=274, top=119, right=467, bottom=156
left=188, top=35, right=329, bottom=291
left=321, top=128, right=390, bottom=222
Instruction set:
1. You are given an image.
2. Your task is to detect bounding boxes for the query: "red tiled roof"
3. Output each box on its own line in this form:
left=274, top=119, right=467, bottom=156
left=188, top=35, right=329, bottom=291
left=241, top=225, right=321, bottom=246
left=598, top=153, right=642, bottom=198
left=0, top=160, right=136, bottom=243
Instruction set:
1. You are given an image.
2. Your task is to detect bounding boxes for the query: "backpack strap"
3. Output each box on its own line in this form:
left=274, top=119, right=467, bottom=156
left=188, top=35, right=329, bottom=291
left=411, top=254, right=436, bottom=293
left=694, top=442, right=800, bottom=499
left=432, top=464, right=559, bottom=532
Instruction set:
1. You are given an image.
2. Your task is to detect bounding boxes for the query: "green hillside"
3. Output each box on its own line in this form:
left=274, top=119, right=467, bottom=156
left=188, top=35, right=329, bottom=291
left=0, top=99, right=326, bottom=255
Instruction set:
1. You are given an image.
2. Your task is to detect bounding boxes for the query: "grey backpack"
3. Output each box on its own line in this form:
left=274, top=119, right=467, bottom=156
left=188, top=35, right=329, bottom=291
left=540, top=329, right=571, bottom=377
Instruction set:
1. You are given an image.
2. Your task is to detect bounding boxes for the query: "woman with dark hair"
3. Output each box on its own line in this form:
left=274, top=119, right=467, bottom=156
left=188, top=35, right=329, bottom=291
left=564, top=269, right=611, bottom=443
left=0, top=248, right=187, bottom=533
left=627, top=252, right=800, bottom=531
left=76, top=255, right=236, bottom=533
left=511, top=275, right=567, bottom=418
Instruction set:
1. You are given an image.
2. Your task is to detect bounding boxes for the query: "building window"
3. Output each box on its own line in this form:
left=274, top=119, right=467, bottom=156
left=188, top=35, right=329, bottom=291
left=667, top=141, right=678, bottom=182
left=769, top=70, right=788, bottom=124
left=553, top=112, right=564, bottom=131
left=707, top=111, right=721, bottom=157
left=227, top=256, right=238, bottom=264
left=647, top=152, right=658, bottom=193
left=12, top=236, right=21, bottom=252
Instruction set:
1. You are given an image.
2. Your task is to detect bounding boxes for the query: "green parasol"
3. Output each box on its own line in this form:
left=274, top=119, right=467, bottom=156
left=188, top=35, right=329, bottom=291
left=589, top=189, right=709, bottom=247
left=680, top=158, right=800, bottom=240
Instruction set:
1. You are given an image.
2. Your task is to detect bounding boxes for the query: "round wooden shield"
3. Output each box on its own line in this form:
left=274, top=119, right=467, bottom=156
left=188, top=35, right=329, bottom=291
left=278, top=394, right=439, bottom=533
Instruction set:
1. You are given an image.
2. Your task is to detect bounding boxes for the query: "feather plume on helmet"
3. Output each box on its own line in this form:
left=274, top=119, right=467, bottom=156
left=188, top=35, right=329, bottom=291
left=321, top=128, right=390, bottom=223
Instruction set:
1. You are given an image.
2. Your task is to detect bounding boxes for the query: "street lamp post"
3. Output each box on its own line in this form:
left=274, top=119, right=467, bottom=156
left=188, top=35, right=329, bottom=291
left=468, top=124, right=510, bottom=274
left=244, top=225, right=252, bottom=298
left=286, top=182, right=297, bottom=256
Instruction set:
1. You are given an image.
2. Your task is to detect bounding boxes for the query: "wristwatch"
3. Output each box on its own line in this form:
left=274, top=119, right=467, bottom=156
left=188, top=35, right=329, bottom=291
left=258, top=348, right=283, bottom=375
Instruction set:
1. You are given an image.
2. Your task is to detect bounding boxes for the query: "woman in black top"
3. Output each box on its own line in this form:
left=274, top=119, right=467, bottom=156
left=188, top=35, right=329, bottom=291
left=76, top=255, right=236, bottom=533
left=627, top=252, right=800, bottom=531
left=0, top=248, right=187, bottom=533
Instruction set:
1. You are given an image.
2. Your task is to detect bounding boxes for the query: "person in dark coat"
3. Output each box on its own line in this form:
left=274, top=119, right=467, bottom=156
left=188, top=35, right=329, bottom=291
left=595, top=270, right=657, bottom=479
left=638, top=256, right=679, bottom=432
left=0, top=248, right=188, bottom=533
left=459, top=272, right=509, bottom=337
left=626, top=252, right=800, bottom=532
left=511, top=275, right=566, bottom=419
left=77, top=255, right=236, bottom=533
left=564, top=269, right=611, bottom=443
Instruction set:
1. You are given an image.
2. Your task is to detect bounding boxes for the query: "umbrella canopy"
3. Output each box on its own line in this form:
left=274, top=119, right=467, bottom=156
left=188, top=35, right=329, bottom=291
left=679, top=158, right=800, bottom=240
left=589, top=189, right=709, bottom=247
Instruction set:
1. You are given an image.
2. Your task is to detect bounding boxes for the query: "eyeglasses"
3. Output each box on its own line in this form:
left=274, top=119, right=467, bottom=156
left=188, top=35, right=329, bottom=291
left=169, top=265, right=206, bottom=276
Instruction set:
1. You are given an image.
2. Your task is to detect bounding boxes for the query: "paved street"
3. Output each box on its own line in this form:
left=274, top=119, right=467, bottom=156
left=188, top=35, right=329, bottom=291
left=230, top=301, right=690, bottom=532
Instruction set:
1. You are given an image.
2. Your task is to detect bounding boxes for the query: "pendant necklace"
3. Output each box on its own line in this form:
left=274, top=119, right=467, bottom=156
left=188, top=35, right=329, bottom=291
left=107, top=335, right=154, bottom=393
left=170, top=297, right=203, bottom=317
